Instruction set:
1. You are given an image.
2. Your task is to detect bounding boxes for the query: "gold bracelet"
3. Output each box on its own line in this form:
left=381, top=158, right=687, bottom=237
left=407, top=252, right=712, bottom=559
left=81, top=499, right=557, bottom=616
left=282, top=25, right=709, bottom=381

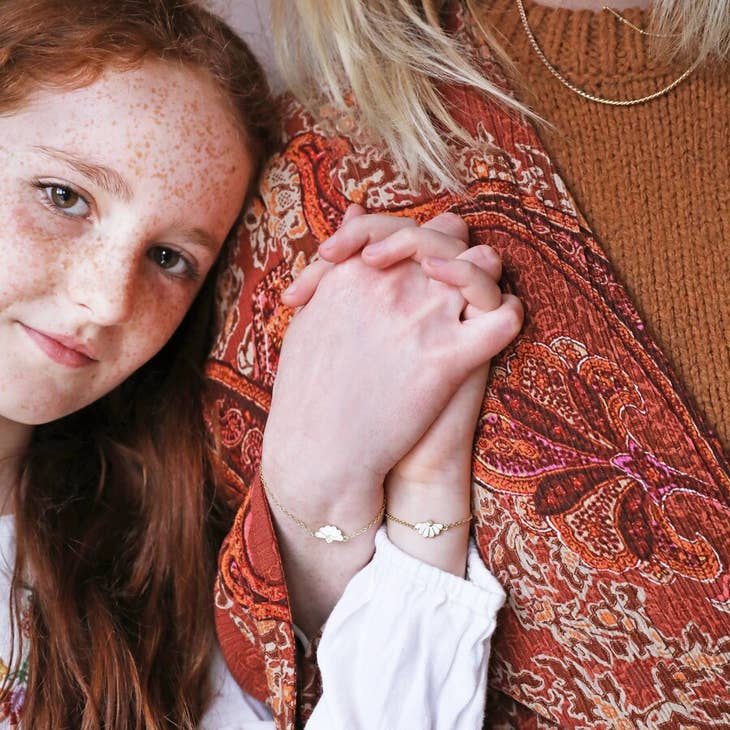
left=259, top=467, right=385, bottom=544
left=385, top=512, right=472, bottom=538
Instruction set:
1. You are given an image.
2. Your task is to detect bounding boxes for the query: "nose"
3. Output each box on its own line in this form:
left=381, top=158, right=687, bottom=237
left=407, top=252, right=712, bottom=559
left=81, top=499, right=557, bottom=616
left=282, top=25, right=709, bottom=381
left=66, top=252, right=138, bottom=327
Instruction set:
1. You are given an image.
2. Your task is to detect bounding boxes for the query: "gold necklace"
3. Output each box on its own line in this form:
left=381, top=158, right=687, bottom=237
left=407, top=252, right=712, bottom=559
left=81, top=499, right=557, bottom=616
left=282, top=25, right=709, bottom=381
left=601, top=6, right=667, bottom=37
left=515, top=0, right=699, bottom=107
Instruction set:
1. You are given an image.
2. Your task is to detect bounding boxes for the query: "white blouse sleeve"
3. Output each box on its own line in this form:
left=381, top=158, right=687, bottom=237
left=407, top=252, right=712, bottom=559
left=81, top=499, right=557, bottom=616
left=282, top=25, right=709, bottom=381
left=200, top=526, right=505, bottom=729
left=199, top=648, right=273, bottom=729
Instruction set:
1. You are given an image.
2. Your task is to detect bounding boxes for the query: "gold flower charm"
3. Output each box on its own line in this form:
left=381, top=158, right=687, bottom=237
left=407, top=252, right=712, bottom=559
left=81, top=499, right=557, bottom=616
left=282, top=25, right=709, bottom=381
left=314, top=525, right=345, bottom=543
left=414, top=521, right=445, bottom=538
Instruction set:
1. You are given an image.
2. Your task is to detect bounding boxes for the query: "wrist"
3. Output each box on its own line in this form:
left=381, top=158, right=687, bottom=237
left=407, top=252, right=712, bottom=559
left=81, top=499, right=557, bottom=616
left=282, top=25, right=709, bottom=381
left=386, top=488, right=471, bottom=535
left=388, top=458, right=472, bottom=490
left=385, top=517, right=470, bottom=577
left=386, top=472, right=471, bottom=515
left=384, top=473, right=471, bottom=577
left=260, top=455, right=384, bottom=532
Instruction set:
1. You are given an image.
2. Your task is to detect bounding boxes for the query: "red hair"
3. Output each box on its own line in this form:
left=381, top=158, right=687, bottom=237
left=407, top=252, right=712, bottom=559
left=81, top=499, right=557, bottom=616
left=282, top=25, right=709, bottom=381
left=0, top=1, right=276, bottom=727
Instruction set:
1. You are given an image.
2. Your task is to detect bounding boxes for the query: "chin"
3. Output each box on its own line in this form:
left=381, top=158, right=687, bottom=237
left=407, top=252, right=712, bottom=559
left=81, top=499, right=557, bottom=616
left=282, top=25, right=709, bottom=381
left=0, top=391, right=96, bottom=427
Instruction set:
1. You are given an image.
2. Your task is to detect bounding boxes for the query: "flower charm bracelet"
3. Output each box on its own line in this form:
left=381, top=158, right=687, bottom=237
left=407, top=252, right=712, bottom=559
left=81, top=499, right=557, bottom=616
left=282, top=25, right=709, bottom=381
left=385, top=513, right=472, bottom=538
left=260, top=468, right=385, bottom=543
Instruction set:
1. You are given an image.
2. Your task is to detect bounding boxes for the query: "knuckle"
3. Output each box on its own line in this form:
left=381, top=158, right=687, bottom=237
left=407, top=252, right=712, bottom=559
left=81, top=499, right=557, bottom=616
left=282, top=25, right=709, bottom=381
left=327, top=257, right=359, bottom=284
left=481, top=244, right=501, bottom=263
left=345, top=215, right=370, bottom=241
left=344, top=213, right=384, bottom=242
left=458, top=260, right=478, bottom=283
left=451, top=236, right=469, bottom=254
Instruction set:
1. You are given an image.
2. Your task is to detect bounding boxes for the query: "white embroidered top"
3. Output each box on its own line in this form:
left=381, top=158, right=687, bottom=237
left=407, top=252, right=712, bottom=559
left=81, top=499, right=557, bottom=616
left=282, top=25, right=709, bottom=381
left=0, top=519, right=504, bottom=728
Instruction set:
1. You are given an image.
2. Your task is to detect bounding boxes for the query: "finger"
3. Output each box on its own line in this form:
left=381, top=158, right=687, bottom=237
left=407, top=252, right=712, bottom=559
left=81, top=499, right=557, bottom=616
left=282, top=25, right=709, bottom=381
left=361, top=226, right=469, bottom=268
left=456, top=294, right=524, bottom=371
left=281, top=259, right=333, bottom=306
left=341, top=202, right=366, bottom=224
left=457, top=244, right=502, bottom=282
left=462, top=303, right=482, bottom=321
left=421, top=243, right=502, bottom=309
left=318, top=214, right=417, bottom=262
left=421, top=211, right=470, bottom=241
left=447, top=245, right=503, bottom=319
left=421, top=256, right=502, bottom=312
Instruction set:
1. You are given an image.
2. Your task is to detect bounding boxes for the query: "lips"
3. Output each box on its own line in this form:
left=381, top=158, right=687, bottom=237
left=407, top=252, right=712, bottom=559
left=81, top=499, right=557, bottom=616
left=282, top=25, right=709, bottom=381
left=21, top=324, right=97, bottom=368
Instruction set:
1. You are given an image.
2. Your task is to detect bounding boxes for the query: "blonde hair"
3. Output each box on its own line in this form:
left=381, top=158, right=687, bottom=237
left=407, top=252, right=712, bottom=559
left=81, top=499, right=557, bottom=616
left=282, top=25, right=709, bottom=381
left=652, top=0, right=730, bottom=62
left=271, top=0, right=729, bottom=191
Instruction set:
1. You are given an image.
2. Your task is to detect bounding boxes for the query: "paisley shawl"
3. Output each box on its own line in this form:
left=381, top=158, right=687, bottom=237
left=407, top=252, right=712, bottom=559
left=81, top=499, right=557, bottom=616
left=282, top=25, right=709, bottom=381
left=203, top=7, right=730, bottom=728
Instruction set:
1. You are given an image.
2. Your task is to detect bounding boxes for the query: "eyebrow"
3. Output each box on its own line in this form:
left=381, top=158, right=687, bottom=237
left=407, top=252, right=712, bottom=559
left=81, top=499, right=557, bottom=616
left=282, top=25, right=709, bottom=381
left=33, top=145, right=133, bottom=201
left=178, top=226, right=220, bottom=252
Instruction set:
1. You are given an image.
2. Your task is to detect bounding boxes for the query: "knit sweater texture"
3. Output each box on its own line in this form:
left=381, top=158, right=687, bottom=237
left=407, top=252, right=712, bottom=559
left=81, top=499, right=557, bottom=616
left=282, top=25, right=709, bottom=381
left=481, top=0, right=729, bottom=451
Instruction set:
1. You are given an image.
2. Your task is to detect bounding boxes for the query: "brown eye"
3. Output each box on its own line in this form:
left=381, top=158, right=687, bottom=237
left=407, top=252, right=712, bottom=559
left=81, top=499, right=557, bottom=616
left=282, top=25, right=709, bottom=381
left=151, top=247, right=181, bottom=269
left=41, top=184, right=90, bottom=217
left=148, top=246, right=193, bottom=278
left=50, top=185, right=79, bottom=209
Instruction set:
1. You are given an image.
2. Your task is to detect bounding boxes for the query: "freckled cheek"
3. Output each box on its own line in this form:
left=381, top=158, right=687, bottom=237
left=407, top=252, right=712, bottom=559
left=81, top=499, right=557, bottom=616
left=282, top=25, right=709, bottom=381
left=0, top=206, right=70, bottom=300
left=122, top=288, right=195, bottom=366
left=9, top=202, right=45, bottom=238
left=9, top=204, right=75, bottom=254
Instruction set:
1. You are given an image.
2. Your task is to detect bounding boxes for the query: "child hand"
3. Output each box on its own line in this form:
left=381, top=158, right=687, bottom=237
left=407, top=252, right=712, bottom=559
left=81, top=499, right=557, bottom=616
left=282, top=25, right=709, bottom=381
left=383, top=216, right=522, bottom=574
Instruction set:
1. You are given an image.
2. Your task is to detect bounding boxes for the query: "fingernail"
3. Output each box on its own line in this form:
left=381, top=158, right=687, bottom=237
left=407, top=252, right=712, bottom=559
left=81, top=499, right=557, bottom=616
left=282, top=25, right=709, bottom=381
left=424, top=256, right=448, bottom=266
left=363, top=241, right=386, bottom=255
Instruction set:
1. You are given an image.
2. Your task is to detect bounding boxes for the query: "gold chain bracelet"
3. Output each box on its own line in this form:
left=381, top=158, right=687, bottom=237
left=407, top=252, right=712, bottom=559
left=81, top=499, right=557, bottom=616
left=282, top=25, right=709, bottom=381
left=259, top=467, right=385, bottom=543
left=385, top=512, right=472, bottom=538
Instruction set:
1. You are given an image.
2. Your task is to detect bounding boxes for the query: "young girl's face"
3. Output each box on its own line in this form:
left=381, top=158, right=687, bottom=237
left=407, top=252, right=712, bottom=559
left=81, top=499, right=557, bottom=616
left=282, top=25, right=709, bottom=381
left=0, top=62, right=252, bottom=425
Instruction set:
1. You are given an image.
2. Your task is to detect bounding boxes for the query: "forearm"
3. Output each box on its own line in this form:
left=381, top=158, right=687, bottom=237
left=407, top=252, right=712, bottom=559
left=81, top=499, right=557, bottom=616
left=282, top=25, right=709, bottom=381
left=273, top=524, right=378, bottom=638
left=260, top=458, right=384, bottom=637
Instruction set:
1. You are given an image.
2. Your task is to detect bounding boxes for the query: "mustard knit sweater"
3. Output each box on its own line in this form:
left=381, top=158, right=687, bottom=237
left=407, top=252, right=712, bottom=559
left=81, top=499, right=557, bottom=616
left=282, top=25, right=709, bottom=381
left=480, top=0, right=729, bottom=452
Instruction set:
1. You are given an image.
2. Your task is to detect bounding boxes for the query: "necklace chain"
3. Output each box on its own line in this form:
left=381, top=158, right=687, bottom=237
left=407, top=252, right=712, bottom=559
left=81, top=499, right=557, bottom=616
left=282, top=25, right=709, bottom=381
left=516, top=0, right=699, bottom=107
left=602, top=6, right=670, bottom=38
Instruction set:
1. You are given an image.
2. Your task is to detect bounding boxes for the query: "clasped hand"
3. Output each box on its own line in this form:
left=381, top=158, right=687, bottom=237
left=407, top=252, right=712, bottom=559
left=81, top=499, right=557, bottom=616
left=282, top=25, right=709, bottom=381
left=261, top=204, right=523, bottom=529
